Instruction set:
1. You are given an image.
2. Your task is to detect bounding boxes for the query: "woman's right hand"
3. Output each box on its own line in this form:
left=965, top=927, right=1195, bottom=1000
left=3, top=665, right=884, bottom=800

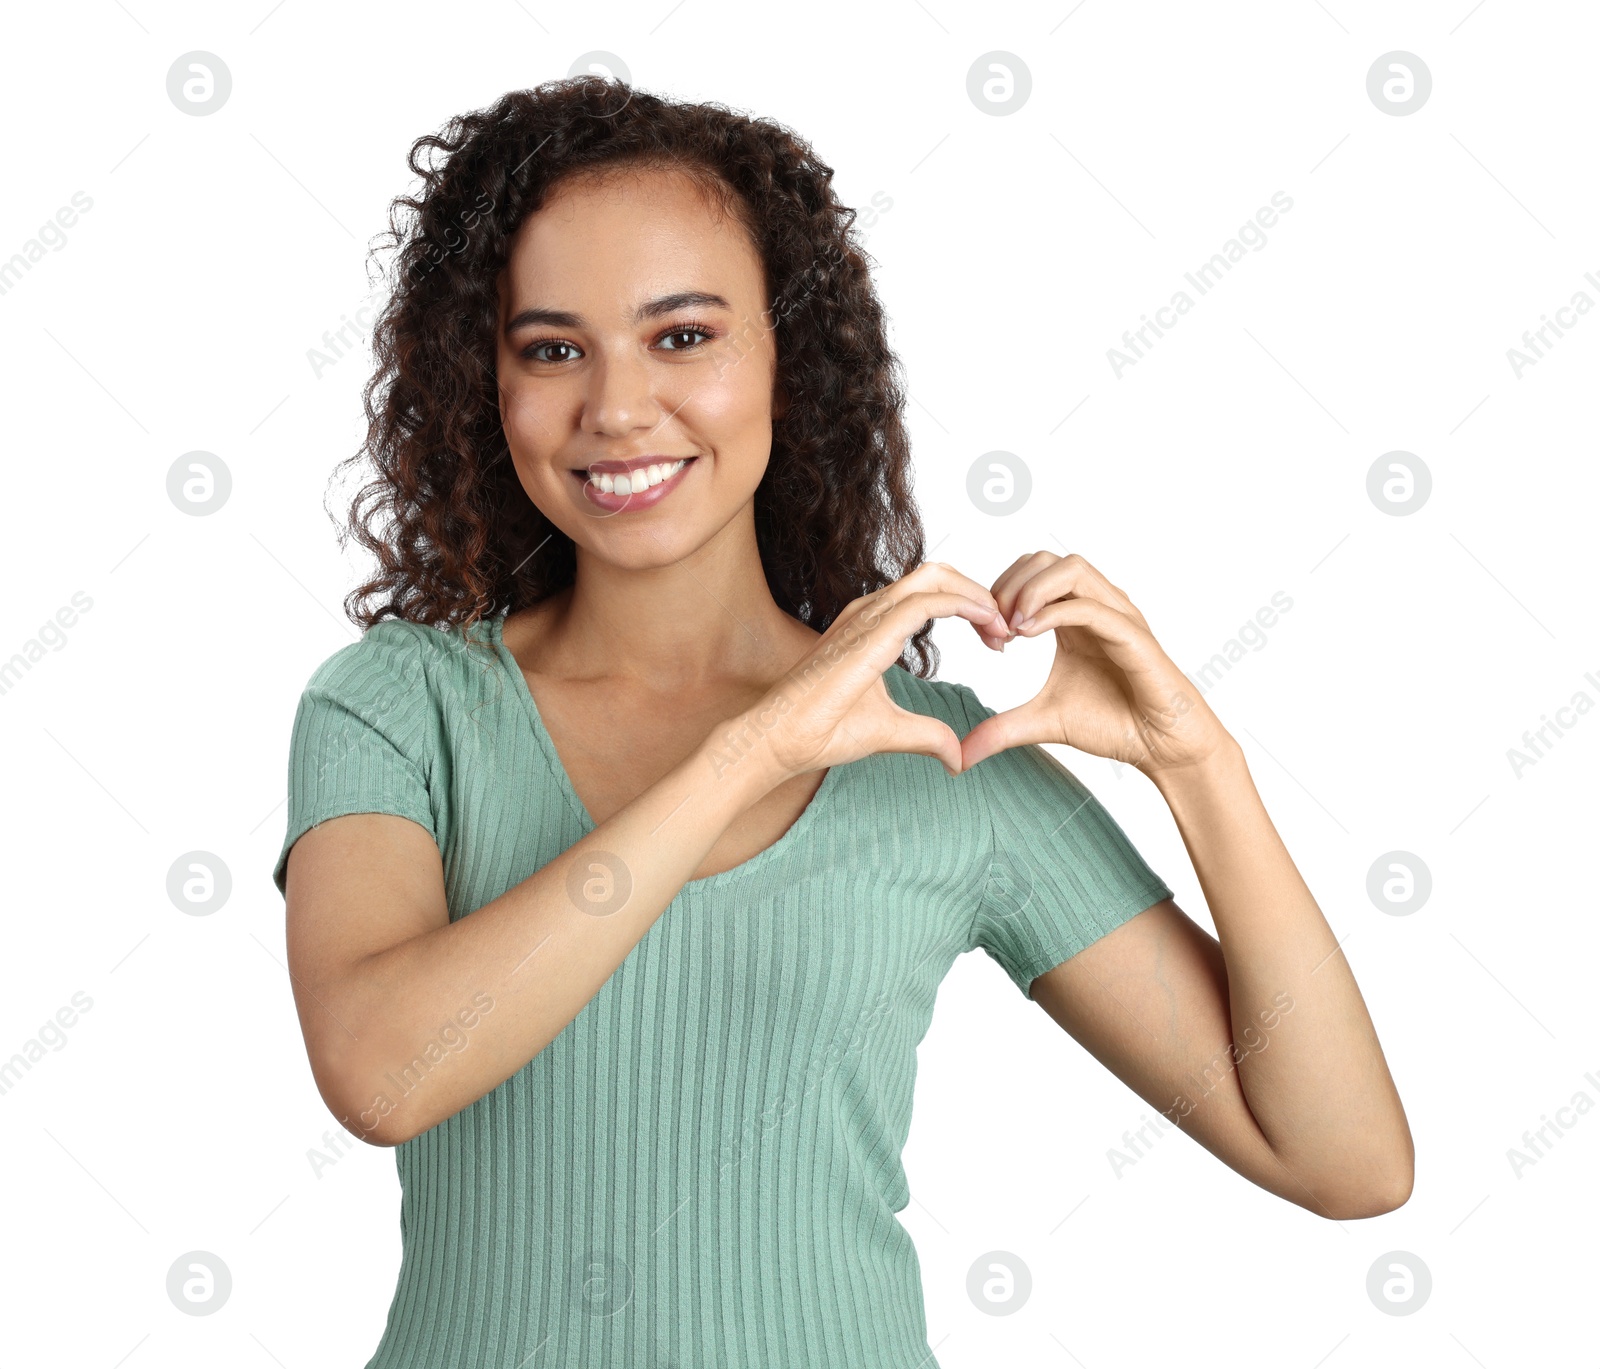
left=729, top=561, right=1010, bottom=783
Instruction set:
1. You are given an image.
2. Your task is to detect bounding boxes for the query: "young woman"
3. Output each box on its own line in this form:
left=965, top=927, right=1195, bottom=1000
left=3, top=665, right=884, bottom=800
left=275, top=77, right=1412, bottom=1369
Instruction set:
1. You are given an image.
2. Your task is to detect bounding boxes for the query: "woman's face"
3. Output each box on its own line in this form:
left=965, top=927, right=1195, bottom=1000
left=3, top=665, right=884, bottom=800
left=494, top=167, right=783, bottom=568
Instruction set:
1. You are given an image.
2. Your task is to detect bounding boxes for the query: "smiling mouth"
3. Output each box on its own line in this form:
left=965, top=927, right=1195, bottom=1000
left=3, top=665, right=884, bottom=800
left=573, top=457, right=697, bottom=495
left=569, top=455, right=702, bottom=515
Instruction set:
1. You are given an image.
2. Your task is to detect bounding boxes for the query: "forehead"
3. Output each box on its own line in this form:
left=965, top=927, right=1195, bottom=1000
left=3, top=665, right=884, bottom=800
left=499, top=167, right=766, bottom=318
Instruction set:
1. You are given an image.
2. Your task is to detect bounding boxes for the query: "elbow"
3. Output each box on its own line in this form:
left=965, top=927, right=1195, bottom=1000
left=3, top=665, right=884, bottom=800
left=343, top=1086, right=422, bottom=1148
left=307, top=1031, right=436, bottom=1148
left=1312, top=1118, right=1416, bottom=1220
left=323, top=1098, right=409, bottom=1149
left=335, top=1102, right=413, bottom=1149
left=358, top=1114, right=411, bottom=1149
left=315, top=1068, right=414, bottom=1150
left=1320, top=1161, right=1414, bottom=1221
left=1371, top=1161, right=1416, bottom=1217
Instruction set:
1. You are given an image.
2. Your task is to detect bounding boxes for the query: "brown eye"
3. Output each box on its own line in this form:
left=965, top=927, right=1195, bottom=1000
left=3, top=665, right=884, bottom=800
left=657, top=322, right=718, bottom=352
left=523, top=340, right=580, bottom=364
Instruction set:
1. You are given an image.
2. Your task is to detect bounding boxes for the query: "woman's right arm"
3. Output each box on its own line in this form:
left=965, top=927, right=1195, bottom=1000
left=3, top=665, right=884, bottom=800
left=284, top=732, right=785, bottom=1148
left=283, top=563, right=1008, bottom=1147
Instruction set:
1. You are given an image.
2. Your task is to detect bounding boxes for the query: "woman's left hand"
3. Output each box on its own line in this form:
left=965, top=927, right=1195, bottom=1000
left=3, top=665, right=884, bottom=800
left=960, top=550, right=1234, bottom=775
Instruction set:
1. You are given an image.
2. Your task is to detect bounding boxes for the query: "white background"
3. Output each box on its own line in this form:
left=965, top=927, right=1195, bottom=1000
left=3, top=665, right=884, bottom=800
left=1, top=1, right=1595, bottom=1365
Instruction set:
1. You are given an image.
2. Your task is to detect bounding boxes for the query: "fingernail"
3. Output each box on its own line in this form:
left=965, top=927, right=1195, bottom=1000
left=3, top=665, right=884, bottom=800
left=1015, top=615, right=1037, bottom=631
left=1008, top=608, right=1025, bottom=628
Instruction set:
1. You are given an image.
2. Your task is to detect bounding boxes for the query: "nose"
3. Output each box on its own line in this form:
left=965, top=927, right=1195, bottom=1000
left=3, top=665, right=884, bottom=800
left=581, top=347, right=667, bottom=439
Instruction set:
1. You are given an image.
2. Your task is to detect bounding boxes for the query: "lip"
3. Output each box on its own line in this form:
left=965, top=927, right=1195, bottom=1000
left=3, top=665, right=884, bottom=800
left=576, top=454, right=698, bottom=475
left=574, top=456, right=698, bottom=514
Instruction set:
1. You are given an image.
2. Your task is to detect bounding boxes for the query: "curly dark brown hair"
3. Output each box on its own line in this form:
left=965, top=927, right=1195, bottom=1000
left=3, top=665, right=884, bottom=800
left=334, top=75, right=939, bottom=676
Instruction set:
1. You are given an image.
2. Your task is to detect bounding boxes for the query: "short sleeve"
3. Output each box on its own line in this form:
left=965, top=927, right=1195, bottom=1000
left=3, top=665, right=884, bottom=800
left=272, top=622, right=440, bottom=898
left=954, top=683, right=1172, bottom=1000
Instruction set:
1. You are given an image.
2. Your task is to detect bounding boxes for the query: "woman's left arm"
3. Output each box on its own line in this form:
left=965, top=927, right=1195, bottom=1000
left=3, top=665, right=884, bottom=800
left=960, top=551, right=1414, bottom=1220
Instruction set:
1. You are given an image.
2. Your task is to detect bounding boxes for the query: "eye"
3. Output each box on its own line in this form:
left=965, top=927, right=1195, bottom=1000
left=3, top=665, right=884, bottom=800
left=521, top=338, right=580, bottom=364
left=657, top=321, right=718, bottom=352
left=517, top=319, right=721, bottom=366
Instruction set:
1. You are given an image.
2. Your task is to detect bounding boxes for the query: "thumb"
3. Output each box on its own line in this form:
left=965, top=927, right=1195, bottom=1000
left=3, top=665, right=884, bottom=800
left=875, top=708, right=966, bottom=777
left=960, top=698, right=1059, bottom=769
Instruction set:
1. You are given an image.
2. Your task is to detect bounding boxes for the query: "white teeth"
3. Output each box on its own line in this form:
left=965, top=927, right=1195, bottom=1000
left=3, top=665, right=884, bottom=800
left=589, top=459, right=687, bottom=494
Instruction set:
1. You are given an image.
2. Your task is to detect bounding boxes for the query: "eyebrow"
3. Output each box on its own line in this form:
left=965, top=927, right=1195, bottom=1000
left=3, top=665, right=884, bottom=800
left=503, top=290, right=733, bottom=336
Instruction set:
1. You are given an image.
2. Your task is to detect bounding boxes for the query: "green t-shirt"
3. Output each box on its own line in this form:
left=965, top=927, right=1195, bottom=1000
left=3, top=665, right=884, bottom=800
left=274, top=612, right=1172, bottom=1368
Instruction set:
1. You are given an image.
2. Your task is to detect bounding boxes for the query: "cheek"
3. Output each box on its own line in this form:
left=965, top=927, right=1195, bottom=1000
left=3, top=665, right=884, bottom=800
left=685, top=360, right=773, bottom=435
left=500, top=382, right=561, bottom=457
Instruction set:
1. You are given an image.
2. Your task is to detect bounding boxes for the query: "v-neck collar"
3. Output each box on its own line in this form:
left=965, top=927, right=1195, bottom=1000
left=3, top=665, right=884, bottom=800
left=486, top=609, right=852, bottom=892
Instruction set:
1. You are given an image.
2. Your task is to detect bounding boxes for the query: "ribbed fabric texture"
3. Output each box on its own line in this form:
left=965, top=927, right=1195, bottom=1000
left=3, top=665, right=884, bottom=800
left=273, top=613, right=1172, bottom=1368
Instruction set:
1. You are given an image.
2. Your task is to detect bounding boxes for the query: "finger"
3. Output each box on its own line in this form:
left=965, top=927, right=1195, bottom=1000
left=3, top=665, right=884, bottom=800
left=842, top=563, right=1008, bottom=642
left=1061, top=556, right=1145, bottom=626
left=824, top=590, right=1010, bottom=690
left=860, top=583, right=1007, bottom=643
left=971, top=613, right=1006, bottom=651
left=867, top=705, right=966, bottom=776
left=959, top=695, right=1061, bottom=769
left=1107, top=586, right=1150, bottom=631
left=1010, top=553, right=1142, bottom=629
left=1006, top=554, right=1091, bottom=628
left=903, top=560, right=1009, bottom=633
left=1010, top=597, right=1158, bottom=676
left=988, top=551, right=1059, bottom=632
left=1089, top=568, right=1150, bottom=630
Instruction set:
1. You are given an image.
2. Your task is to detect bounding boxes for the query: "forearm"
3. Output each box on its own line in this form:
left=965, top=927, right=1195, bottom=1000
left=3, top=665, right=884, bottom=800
left=332, top=731, right=785, bottom=1146
left=1151, top=738, right=1413, bottom=1209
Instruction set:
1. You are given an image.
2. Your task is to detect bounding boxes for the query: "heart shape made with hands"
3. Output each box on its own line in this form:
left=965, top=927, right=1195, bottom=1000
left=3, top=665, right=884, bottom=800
left=945, top=551, right=1227, bottom=777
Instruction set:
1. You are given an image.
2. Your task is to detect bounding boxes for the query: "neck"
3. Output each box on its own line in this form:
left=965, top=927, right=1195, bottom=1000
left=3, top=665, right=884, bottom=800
left=533, top=514, right=813, bottom=691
